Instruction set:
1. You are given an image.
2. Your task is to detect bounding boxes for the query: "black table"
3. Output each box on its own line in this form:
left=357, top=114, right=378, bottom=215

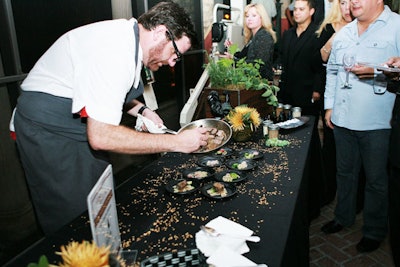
left=6, top=117, right=317, bottom=267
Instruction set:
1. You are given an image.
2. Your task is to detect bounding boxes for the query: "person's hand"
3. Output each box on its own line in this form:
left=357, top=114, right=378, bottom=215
left=351, top=64, right=375, bottom=79
left=172, top=127, right=209, bottom=153
left=224, top=39, right=233, bottom=47
left=312, top=91, right=321, bottom=103
left=141, top=109, right=164, bottom=132
left=381, top=57, right=400, bottom=80
left=324, top=109, right=334, bottom=130
left=218, top=52, right=233, bottom=59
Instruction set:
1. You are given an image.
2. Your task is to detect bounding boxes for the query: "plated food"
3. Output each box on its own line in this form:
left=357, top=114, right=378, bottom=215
left=213, top=147, right=233, bottom=157
left=215, top=170, right=247, bottom=183
left=165, top=179, right=200, bottom=195
left=182, top=167, right=215, bottom=181
left=226, top=159, right=256, bottom=171
left=197, top=156, right=223, bottom=168
left=201, top=182, right=237, bottom=199
left=237, top=149, right=263, bottom=160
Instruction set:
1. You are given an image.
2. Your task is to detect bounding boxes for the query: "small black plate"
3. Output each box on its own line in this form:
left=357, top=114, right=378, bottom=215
left=212, top=147, right=234, bottom=157
left=226, top=159, right=257, bottom=171
left=165, top=179, right=200, bottom=195
left=182, top=167, right=215, bottom=181
left=197, top=156, right=224, bottom=168
left=237, top=149, right=263, bottom=160
left=214, top=170, right=247, bottom=183
left=201, top=182, right=237, bottom=199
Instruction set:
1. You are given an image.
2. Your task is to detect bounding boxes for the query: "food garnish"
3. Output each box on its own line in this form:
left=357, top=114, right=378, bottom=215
left=173, top=180, right=195, bottom=193
left=265, top=138, right=290, bottom=147
left=231, top=161, right=248, bottom=170
left=187, top=171, right=208, bottom=179
left=206, top=159, right=220, bottom=167
left=222, top=172, right=240, bottom=182
left=207, top=182, right=228, bottom=197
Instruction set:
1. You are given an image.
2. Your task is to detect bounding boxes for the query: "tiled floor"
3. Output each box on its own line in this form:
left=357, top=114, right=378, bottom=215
left=309, top=200, right=395, bottom=267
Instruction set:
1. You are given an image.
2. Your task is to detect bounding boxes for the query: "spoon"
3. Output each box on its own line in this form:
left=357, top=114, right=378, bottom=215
left=200, top=225, right=260, bottom=242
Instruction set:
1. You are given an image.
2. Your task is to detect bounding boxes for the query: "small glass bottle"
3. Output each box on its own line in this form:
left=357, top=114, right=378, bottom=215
left=275, top=103, right=284, bottom=118
left=262, top=120, right=273, bottom=137
left=283, top=104, right=292, bottom=120
left=268, top=124, right=280, bottom=139
left=291, top=107, right=302, bottom=118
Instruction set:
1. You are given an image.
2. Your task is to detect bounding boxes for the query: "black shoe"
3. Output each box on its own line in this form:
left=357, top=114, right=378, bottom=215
left=321, top=220, right=343, bottom=234
left=356, top=237, right=381, bottom=253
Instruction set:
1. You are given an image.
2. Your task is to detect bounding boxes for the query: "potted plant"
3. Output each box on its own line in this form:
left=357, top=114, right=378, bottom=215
left=206, top=44, right=279, bottom=108
left=225, top=105, right=261, bottom=142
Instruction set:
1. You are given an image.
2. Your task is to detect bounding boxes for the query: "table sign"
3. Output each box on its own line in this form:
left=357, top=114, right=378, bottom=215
left=87, top=164, right=121, bottom=253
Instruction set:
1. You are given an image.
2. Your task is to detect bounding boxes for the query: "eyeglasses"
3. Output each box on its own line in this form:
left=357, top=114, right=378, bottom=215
left=166, top=29, right=182, bottom=62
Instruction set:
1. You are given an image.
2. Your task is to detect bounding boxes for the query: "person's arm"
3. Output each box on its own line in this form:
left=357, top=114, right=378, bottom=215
left=324, top=42, right=339, bottom=129
left=86, top=117, right=208, bottom=154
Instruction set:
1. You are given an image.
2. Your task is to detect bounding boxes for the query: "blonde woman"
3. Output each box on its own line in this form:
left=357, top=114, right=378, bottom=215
left=222, top=3, right=277, bottom=80
left=316, top=0, right=353, bottom=62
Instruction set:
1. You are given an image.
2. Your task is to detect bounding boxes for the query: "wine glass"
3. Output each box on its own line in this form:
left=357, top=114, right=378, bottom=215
left=342, top=53, right=356, bottom=89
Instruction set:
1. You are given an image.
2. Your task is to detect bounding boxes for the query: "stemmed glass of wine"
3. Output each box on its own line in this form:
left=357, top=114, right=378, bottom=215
left=342, top=53, right=356, bottom=89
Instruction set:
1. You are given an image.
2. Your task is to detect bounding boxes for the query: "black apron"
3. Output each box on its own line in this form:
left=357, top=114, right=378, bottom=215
left=14, top=22, right=142, bottom=235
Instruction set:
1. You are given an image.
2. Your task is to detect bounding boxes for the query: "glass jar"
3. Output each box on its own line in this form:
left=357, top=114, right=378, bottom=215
left=268, top=124, right=280, bottom=139
left=262, top=120, right=273, bottom=137
left=291, top=107, right=302, bottom=118
left=275, top=103, right=284, bottom=118
left=283, top=104, right=292, bottom=120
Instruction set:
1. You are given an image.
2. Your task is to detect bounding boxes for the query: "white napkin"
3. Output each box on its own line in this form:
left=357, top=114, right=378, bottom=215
left=206, top=246, right=258, bottom=267
left=195, top=216, right=254, bottom=257
left=135, top=114, right=166, bottom=134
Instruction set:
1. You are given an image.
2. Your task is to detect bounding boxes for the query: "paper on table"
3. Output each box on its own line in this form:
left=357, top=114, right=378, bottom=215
left=206, top=216, right=254, bottom=236
left=206, top=246, right=259, bottom=267
left=135, top=114, right=166, bottom=134
left=195, top=216, right=256, bottom=257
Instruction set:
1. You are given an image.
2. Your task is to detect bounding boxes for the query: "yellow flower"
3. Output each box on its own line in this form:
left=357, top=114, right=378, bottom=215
left=226, top=105, right=261, bottom=132
left=56, top=241, right=111, bottom=267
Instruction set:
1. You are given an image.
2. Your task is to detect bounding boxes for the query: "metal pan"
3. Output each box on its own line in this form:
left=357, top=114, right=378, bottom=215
left=178, top=118, right=232, bottom=153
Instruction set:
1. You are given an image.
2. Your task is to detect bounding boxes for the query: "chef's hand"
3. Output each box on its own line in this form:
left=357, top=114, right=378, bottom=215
left=173, top=127, right=209, bottom=153
left=324, top=109, right=334, bottom=130
left=141, top=108, right=164, bottom=132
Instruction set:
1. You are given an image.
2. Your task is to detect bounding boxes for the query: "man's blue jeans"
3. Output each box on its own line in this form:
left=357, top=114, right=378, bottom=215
left=333, top=126, right=390, bottom=241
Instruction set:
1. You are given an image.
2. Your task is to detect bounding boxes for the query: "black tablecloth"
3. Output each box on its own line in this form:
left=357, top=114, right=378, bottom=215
left=6, top=117, right=318, bottom=267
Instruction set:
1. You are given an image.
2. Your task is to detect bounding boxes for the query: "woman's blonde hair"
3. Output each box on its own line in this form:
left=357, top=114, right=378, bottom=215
left=316, top=0, right=344, bottom=37
left=243, top=3, right=277, bottom=44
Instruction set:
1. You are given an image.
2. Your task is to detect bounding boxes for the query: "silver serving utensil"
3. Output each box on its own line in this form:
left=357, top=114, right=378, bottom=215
left=200, top=225, right=260, bottom=242
left=162, top=127, right=178, bottom=135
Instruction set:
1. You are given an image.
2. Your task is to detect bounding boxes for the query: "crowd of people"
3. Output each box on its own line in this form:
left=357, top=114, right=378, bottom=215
left=224, top=0, right=400, bottom=264
left=9, top=0, right=400, bottom=265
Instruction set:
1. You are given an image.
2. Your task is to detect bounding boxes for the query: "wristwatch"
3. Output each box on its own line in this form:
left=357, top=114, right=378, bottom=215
left=138, top=105, right=148, bottom=115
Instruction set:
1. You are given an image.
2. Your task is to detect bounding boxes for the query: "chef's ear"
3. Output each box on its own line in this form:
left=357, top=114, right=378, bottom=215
left=152, top=25, right=168, bottom=41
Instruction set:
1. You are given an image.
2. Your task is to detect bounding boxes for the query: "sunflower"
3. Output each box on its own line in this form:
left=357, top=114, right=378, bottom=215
left=56, top=241, right=111, bottom=267
left=226, top=105, right=261, bottom=132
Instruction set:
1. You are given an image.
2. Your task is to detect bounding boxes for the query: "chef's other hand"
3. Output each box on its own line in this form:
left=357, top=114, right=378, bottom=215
left=141, top=108, right=164, bottom=132
left=173, top=127, right=209, bottom=153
